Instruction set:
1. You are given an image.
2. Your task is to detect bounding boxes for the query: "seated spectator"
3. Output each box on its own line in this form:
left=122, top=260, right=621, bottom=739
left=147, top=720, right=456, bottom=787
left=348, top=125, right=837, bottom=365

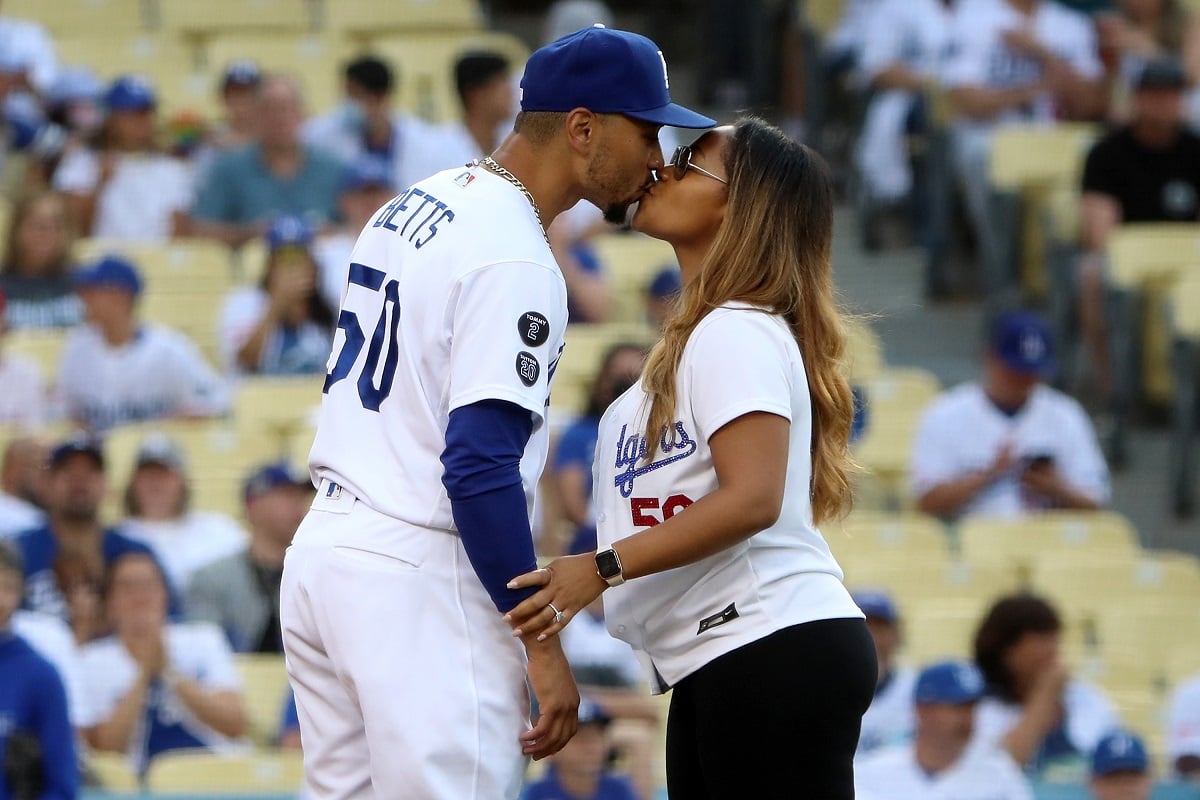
left=187, top=462, right=312, bottom=653
left=442, top=51, right=515, bottom=162
left=856, top=660, right=1033, bottom=799
left=44, top=66, right=104, bottom=145
left=12, top=604, right=100, bottom=733
left=1165, top=671, right=1200, bottom=779
left=302, top=56, right=450, bottom=193
left=53, top=75, right=191, bottom=242
left=313, top=156, right=396, bottom=309
left=943, top=0, right=1105, bottom=300
left=1097, top=0, right=1195, bottom=119
left=853, top=589, right=917, bottom=757
left=0, top=540, right=79, bottom=800
left=57, top=255, right=229, bottom=431
left=910, top=311, right=1109, bottom=520
left=121, top=434, right=247, bottom=594
left=553, top=343, right=646, bottom=555
left=523, top=699, right=638, bottom=800
left=1089, top=730, right=1152, bottom=800
left=205, top=61, right=262, bottom=157
left=14, top=434, right=177, bottom=641
left=219, top=216, right=335, bottom=376
left=1078, top=57, right=1200, bottom=399
left=973, top=593, right=1120, bottom=779
left=82, top=551, right=246, bottom=775
left=0, top=436, right=46, bottom=538
left=190, top=74, right=342, bottom=248
left=645, top=267, right=681, bottom=331
left=0, top=189, right=82, bottom=329
left=0, top=288, right=47, bottom=426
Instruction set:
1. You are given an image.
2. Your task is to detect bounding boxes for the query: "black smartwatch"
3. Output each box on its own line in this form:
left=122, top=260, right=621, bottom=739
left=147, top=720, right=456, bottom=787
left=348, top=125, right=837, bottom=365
left=595, top=548, right=625, bottom=587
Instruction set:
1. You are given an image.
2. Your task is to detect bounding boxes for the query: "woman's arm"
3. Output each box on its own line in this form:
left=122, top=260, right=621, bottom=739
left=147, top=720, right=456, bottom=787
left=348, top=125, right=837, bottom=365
left=85, top=673, right=152, bottom=753
left=169, top=674, right=246, bottom=739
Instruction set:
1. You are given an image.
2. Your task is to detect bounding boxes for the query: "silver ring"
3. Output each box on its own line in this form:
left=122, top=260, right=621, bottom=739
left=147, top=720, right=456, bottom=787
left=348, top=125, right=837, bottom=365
left=548, top=603, right=565, bottom=625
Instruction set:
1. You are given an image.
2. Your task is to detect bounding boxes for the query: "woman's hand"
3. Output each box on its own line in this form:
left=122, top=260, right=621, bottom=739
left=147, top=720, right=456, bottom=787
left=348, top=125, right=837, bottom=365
left=504, top=553, right=607, bottom=641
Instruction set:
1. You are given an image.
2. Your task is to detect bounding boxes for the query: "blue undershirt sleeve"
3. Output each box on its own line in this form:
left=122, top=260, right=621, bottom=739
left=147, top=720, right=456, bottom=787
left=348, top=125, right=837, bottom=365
left=441, top=399, right=540, bottom=613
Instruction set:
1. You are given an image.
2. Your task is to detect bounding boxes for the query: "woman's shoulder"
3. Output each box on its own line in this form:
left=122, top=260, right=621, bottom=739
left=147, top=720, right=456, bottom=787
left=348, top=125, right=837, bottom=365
left=691, top=302, right=791, bottom=342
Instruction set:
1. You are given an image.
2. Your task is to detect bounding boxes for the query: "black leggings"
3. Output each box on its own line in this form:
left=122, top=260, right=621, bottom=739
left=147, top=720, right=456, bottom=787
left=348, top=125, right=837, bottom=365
left=665, top=617, right=877, bottom=799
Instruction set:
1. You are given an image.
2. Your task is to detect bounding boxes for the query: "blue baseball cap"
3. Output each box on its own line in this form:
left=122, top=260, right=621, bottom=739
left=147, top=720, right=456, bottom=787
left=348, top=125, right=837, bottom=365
left=266, top=215, right=314, bottom=252
left=105, top=75, right=156, bottom=112
left=341, top=156, right=394, bottom=194
left=1092, top=731, right=1149, bottom=776
left=50, top=432, right=105, bottom=470
left=243, top=462, right=311, bottom=503
left=73, top=255, right=143, bottom=297
left=853, top=589, right=899, bottom=624
left=520, top=25, right=716, bottom=129
left=47, top=66, right=103, bottom=107
left=222, top=59, right=262, bottom=91
left=990, top=311, right=1056, bottom=376
left=648, top=267, right=682, bottom=299
left=914, top=661, right=985, bottom=705
left=577, top=698, right=612, bottom=726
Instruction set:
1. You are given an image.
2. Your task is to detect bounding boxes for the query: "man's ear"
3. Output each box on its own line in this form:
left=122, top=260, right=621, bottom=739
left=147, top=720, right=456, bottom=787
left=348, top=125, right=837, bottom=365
left=564, top=108, right=598, bottom=156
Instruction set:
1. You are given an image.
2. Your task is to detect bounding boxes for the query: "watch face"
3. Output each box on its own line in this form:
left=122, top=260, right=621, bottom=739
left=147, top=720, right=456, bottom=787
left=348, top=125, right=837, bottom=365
left=596, top=549, right=621, bottom=578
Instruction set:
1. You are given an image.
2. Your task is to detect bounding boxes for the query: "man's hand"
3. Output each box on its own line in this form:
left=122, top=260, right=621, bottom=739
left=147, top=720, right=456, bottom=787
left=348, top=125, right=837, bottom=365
left=520, top=636, right=579, bottom=760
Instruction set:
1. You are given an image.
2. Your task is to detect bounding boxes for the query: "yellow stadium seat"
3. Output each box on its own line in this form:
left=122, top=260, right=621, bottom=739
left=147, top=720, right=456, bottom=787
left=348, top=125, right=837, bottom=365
left=74, top=239, right=237, bottom=294
left=203, top=35, right=356, bottom=116
left=143, top=748, right=304, bottom=793
left=827, top=511, right=949, bottom=568
left=0, top=195, right=11, bottom=250
left=1169, top=271, right=1200, bottom=514
left=844, top=316, right=885, bottom=383
left=324, top=0, right=483, bottom=36
left=902, top=598, right=989, bottom=663
left=4, top=328, right=69, bottom=385
left=804, top=0, right=844, bottom=38
left=363, top=31, right=529, bottom=123
left=588, top=232, right=678, bottom=325
left=1096, top=600, right=1200, bottom=670
left=4, top=0, right=149, bottom=35
left=235, top=653, right=291, bottom=747
left=233, top=375, right=325, bottom=441
left=557, top=323, right=656, bottom=386
left=85, top=751, right=140, bottom=792
left=852, top=367, right=941, bottom=511
left=54, top=34, right=197, bottom=82
left=158, top=0, right=315, bottom=34
left=844, top=559, right=1017, bottom=620
left=989, top=124, right=1099, bottom=191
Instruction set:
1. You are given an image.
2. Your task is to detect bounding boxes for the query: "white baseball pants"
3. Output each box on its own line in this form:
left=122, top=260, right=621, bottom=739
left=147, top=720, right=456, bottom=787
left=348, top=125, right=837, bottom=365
left=280, top=480, right=530, bottom=799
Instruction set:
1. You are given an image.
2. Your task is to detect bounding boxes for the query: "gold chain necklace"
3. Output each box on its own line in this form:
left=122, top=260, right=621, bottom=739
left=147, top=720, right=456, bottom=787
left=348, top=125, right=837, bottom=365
left=478, top=156, right=549, bottom=244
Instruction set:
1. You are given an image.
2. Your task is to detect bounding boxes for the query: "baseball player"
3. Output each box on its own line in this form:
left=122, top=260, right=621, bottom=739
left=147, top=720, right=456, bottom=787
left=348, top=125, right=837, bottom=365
left=279, top=25, right=714, bottom=800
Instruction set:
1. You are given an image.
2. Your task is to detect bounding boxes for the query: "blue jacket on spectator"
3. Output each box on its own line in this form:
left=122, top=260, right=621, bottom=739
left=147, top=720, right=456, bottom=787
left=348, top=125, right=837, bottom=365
left=0, top=632, right=78, bottom=800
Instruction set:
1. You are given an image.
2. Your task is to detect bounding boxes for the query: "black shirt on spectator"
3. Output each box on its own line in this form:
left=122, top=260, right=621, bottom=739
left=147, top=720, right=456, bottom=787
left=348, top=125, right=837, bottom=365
left=1082, top=126, right=1200, bottom=222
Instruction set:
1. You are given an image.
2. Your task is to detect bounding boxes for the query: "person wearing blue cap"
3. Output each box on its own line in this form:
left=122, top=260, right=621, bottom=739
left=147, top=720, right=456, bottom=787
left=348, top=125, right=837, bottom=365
left=52, top=74, right=192, bottom=242
left=219, top=215, right=335, bottom=376
left=187, top=462, right=312, bottom=654
left=523, top=698, right=637, bottom=800
left=853, top=589, right=918, bottom=759
left=311, top=157, right=397, bottom=310
left=281, top=24, right=713, bottom=800
left=644, top=265, right=681, bottom=331
left=856, top=660, right=1034, bottom=799
left=1089, top=730, right=1151, bottom=800
left=506, top=119, right=875, bottom=797
left=910, top=309, right=1109, bottom=521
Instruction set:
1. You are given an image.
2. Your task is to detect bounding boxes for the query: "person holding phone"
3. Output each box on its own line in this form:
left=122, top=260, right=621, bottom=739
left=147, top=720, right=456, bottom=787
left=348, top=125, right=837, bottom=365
left=909, top=311, right=1110, bottom=521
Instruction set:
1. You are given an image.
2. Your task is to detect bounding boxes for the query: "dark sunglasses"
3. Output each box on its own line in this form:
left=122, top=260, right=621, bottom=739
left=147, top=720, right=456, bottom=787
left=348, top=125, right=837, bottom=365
left=667, top=144, right=728, bottom=184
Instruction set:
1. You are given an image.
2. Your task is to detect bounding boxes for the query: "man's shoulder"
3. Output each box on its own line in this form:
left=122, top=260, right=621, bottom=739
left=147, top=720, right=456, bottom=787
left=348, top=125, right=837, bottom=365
left=923, top=382, right=984, bottom=418
left=189, top=550, right=250, bottom=587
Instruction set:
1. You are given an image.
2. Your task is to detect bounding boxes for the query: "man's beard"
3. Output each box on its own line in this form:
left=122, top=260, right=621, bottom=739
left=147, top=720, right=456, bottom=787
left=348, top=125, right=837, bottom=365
left=602, top=202, right=629, bottom=225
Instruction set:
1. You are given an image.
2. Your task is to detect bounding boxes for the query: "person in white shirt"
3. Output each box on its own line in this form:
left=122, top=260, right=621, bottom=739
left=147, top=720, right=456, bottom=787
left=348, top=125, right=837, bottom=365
left=302, top=55, right=453, bottom=194
left=440, top=52, right=516, bottom=170
left=1088, top=730, right=1152, bottom=800
left=0, top=5, right=58, bottom=96
left=219, top=215, right=335, bottom=376
left=12, top=608, right=102, bottom=730
left=0, top=437, right=46, bottom=539
left=312, top=156, right=396, bottom=310
left=120, top=434, right=247, bottom=595
left=57, top=255, right=230, bottom=432
left=853, top=589, right=918, bottom=757
left=1165, top=672, right=1200, bottom=779
left=53, top=75, right=192, bottom=243
left=856, top=660, right=1034, bottom=800
left=0, top=288, right=47, bottom=427
left=943, top=0, right=1106, bottom=298
left=507, top=119, right=875, bottom=797
left=81, top=551, right=246, bottom=776
left=910, top=310, right=1109, bottom=521
left=973, top=594, right=1121, bottom=780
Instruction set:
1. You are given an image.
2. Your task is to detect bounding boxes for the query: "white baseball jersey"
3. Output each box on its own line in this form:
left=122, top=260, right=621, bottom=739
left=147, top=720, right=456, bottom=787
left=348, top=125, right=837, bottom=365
left=855, top=742, right=1034, bottom=799
left=122, top=512, right=248, bottom=594
left=0, top=492, right=42, bottom=539
left=856, top=666, right=918, bottom=757
left=12, top=609, right=102, bottom=728
left=1167, top=675, right=1200, bottom=767
left=307, top=164, right=567, bottom=538
left=0, top=353, right=46, bottom=427
left=943, top=0, right=1102, bottom=129
left=53, top=148, right=193, bottom=242
left=909, top=383, right=1110, bottom=518
left=593, top=302, right=862, bottom=692
left=57, top=323, right=230, bottom=431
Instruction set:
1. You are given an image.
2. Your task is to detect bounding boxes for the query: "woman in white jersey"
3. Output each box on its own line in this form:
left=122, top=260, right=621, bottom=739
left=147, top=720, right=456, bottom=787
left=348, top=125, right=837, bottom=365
left=507, top=117, right=876, bottom=797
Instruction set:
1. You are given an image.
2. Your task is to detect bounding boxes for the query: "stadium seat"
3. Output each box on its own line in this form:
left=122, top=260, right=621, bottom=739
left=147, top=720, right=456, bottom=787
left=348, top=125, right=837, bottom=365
left=827, top=511, right=949, bottom=569
left=158, top=0, right=316, bottom=35
left=588, top=232, right=677, bottom=325
left=235, top=653, right=291, bottom=747
left=362, top=31, right=530, bottom=123
left=232, top=375, right=325, bottom=442
left=844, top=558, right=1016, bottom=621
left=203, top=34, right=355, bottom=116
left=4, top=328, right=69, bottom=385
left=4, top=0, right=149, bottom=36
left=1096, top=601, right=1200, bottom=672
left=322, top=0, right=483, bottom=36
left=143, top=748, right=304, bottom=793
left=902, top=598, right=989, bottom=663
left=844, top=317, right=885, bottom=383
left=53, top=34, right=198, bottom=83
left=852, top=366, right=941, bottom=511
left=85, top=751, right=139, bottom=792
left=803, top=0, right=844, bottom=38
left=1168, top=271, right=1200, bottom=514
left=557, top=323, right=657, bottom=390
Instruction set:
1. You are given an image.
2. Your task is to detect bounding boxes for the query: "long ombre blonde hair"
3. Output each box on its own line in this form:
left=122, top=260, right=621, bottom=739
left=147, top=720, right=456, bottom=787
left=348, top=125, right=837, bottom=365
left=641, top=117, right=857, bottom=524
